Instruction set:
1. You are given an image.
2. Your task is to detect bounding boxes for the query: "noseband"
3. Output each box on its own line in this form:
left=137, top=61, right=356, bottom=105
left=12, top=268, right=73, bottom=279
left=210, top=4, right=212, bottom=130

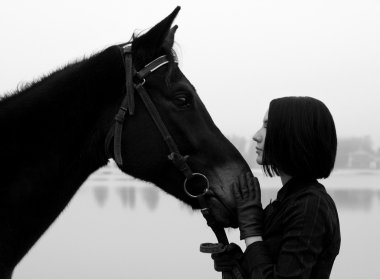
left=104, top=44, right=209, bottom=207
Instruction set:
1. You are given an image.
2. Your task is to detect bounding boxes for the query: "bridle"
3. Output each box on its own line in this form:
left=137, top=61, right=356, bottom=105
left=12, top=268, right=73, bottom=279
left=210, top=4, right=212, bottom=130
left=104, top=44, right=211, bottom=209
left=104, top=43, right=243, bottom=279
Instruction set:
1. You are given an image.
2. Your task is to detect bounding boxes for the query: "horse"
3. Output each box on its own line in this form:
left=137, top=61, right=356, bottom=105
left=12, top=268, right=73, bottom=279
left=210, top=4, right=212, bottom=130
left=0, top=7, right=251, bottom=278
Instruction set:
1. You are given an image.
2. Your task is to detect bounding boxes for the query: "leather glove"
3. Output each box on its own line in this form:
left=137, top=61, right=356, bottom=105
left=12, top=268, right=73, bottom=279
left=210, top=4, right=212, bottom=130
left=233, top=172, right=263, bottom=240
left=211, top=243, right=244, bottom=272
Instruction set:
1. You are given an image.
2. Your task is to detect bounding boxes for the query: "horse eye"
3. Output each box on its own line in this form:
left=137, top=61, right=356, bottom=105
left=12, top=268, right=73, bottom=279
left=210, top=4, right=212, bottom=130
left=173, top=94, right=191, bottom=108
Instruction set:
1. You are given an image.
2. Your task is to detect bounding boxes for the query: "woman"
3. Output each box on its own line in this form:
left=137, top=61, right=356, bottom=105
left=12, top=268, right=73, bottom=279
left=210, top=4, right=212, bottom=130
left=212, top=96, right=341, bottom=279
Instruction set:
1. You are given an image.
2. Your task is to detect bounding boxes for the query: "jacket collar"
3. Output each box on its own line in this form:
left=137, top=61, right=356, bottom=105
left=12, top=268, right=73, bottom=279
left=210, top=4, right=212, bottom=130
left=276, top=177, right=318, bottom=202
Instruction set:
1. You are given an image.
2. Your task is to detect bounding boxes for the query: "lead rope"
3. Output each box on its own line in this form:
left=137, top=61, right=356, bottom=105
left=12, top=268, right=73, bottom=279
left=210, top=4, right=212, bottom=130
left=198, top=202, right=246, bottom=279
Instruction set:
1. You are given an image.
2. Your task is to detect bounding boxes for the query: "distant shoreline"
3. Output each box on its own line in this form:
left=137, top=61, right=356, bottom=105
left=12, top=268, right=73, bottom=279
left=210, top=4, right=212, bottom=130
left=251, top=167, right=380, bottom=175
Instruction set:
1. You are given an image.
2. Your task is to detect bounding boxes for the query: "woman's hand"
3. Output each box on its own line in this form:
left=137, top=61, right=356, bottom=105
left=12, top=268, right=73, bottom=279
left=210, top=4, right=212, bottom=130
left=233, top=172, right=264, bottom=240
left=211, top=243, right=244, bottom=272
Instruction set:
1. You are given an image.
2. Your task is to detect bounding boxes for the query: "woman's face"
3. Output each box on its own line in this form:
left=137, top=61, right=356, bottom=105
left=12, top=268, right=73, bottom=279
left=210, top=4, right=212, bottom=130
left=252, top=109, right=268, bottom=165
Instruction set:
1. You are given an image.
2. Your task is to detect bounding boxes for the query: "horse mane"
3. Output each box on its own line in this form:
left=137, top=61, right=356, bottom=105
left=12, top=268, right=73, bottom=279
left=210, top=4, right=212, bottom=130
left=0, top=55, right=91, bottom=103
left=0, top=51, right=107, bottom=115
left=0, top=32, right=178, bottom=108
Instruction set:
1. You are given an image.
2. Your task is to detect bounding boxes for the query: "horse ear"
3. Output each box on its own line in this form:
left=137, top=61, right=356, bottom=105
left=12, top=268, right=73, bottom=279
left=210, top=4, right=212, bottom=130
left=163, top=25, right=178, bottom=50
left=133, top=6, right=180, bottom=56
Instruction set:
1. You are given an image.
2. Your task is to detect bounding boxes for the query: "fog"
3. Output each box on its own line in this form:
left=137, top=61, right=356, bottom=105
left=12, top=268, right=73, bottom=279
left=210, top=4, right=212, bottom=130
left=1, top=0, right=379, bottom=147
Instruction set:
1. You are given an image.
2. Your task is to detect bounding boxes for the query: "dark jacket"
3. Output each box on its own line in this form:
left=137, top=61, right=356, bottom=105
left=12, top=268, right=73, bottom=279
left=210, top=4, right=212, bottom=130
left=241, top=178, right=341, bottom=279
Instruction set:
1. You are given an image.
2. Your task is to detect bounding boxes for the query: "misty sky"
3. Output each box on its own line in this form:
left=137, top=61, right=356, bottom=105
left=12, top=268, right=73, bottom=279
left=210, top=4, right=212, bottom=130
left=1, top=0, right=379, bottom=148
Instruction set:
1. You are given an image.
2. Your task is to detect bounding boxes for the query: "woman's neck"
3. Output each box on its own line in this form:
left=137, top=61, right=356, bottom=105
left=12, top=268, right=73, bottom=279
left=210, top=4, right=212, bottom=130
left=279, top=171, right=292, bottom=186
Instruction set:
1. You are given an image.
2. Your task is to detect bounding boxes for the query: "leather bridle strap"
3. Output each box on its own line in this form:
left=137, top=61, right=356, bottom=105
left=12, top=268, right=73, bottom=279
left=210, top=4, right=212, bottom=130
left=104, top=44, right=243, bottom=279
left=105, top=46, right=135, bottom=166
left=105, top=45, right=192, bottom=181
left=134, top=79, right=193, bottom=180
left=105, top=44, right=214, bottom=201
left=114, top=46, right=135, bottom=164
left=134, top=59, right=243, bottom=279
left=105, top=45, right=211, bottom=207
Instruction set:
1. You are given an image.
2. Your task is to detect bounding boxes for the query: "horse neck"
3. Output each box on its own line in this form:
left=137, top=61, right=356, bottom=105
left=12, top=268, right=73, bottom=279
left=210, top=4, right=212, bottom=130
left=0, top=46, right=125, bottom=184
left=0, top=46, right=127, bottom=270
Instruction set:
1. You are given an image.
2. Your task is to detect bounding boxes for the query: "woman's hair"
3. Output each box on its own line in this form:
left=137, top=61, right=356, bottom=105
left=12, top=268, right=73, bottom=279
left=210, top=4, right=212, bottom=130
left=262, top=96, right=337, bottom=179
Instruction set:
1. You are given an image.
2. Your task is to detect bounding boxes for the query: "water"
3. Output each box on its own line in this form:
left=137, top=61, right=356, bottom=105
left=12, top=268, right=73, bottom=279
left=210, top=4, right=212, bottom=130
left=12, top=165, right=380, bottom=279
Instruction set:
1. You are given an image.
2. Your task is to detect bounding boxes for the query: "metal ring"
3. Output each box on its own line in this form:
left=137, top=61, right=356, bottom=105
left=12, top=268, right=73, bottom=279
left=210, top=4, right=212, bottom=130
left=184, top=173, right=209, bottom=198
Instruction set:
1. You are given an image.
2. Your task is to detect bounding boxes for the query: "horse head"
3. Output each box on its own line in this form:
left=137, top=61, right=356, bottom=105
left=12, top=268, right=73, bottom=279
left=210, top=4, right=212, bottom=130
left=107, top=7, right=251, bottom=228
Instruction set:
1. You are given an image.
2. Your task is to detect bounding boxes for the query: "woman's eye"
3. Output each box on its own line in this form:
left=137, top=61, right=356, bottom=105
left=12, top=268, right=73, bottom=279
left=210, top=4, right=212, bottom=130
left=173, top=95, right=191, bottom=108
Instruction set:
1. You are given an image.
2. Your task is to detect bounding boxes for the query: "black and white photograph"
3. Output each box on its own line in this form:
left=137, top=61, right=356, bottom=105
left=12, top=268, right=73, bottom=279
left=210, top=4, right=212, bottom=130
left=0, top=1, right=379, bottom=278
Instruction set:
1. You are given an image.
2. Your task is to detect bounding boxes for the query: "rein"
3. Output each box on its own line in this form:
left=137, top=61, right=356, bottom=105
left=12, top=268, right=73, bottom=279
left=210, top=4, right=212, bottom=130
left=104, top=43, right=244, bottom=279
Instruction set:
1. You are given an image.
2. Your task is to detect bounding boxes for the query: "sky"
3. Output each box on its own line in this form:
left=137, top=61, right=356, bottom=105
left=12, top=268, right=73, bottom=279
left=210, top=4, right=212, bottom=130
left=1, top=0, right=379, bottom=148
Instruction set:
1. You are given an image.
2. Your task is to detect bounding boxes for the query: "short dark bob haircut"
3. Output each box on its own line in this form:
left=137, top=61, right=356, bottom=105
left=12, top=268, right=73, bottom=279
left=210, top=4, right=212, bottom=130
left=262, top=96, right=337, bottom=179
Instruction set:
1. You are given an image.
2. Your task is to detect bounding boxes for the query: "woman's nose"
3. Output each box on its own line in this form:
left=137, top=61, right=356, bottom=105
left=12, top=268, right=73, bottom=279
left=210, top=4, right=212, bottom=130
left=253, top=131, right=262, bottom=143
